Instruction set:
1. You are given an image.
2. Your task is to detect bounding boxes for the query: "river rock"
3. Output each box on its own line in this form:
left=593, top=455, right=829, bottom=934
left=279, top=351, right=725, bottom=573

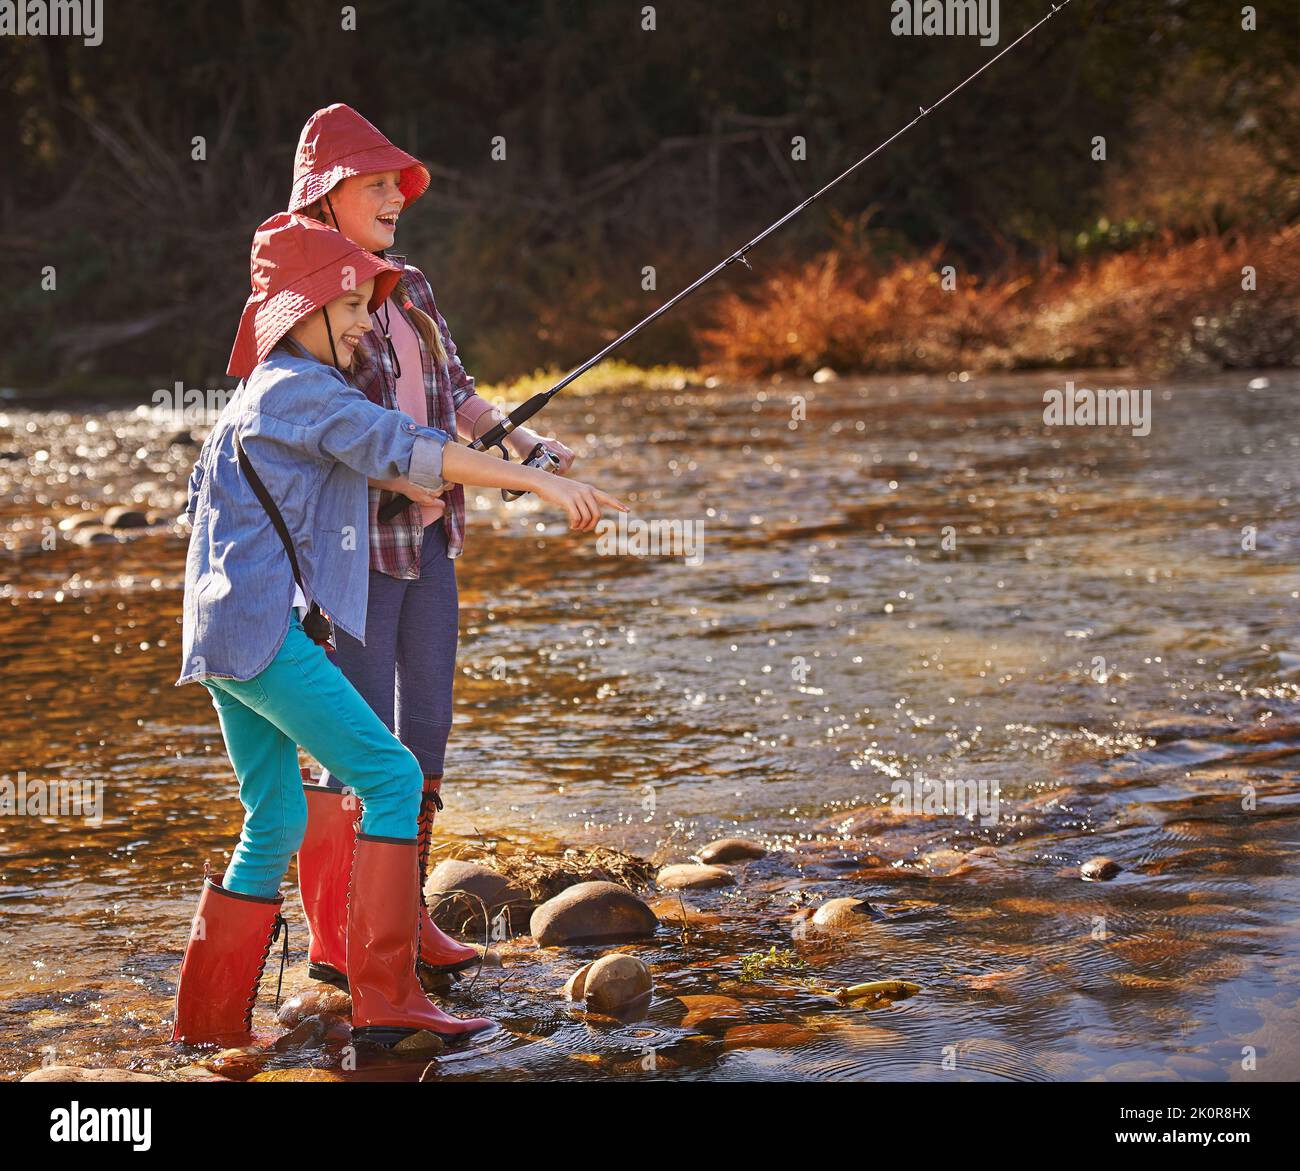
left=657, top=863, right=735, bottom=890
left=568, top=953, right=652, bottom=1014
left=58, top=512, right=103, bottom=532
left=391, top=1030, right=447, bottom=1055
left=1081, top=856, right=1120, bottom=881
left=675, top=994, right=746, bottom=1030
left=530, top=881, right=658, bottom=947
left=23, top=1065, right=164, bottom=1082
left=276, top=986, right=351, bottom=1025
left=250, top=1068, right=346, bottom=1082
left=199, top=1047, right=266, bottom=1081
left=104, top=505, right=150, bottom=529
left=70, top=525, right=119, bottom=546
left=811, top=897, right=877, bottom=929
left=564, top=960, right=595, bottom=1001
left=271, top=1013, right=350, bottom=1051
left=698, top=838, right=767, bottom=864
left=426, top=859, right=531, bottom=931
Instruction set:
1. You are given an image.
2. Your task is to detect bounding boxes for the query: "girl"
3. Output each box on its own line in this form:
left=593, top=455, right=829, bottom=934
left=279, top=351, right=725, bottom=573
left=172, top=212, right=626, bottom=1049
left=285, top=104, right=578, bottom=988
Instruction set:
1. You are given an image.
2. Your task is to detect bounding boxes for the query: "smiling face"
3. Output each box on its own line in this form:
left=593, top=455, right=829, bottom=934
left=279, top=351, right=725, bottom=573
left=286, top=278, right=376, bottom=369
left=321, top=170, right=404, bottom=252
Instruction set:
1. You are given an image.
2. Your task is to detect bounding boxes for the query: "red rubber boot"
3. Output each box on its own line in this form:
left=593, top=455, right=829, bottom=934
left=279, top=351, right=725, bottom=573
left=346, top=833, right=493, bottom=1047
left=416, top=776, right=479, bottom=975
left=297, top=781, right=358, bottom=990
left=171, top=871, right=287, bottom=1047
left=298, top=775, right=478, bottom=988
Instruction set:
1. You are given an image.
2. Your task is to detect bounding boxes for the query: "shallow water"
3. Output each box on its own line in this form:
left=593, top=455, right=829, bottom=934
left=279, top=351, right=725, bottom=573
left=1, top=369, right=1298, bottom=1081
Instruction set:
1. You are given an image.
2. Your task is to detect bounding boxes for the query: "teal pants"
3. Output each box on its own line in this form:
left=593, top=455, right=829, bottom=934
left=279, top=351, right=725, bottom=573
left=202, top=613, right=424, bottom=899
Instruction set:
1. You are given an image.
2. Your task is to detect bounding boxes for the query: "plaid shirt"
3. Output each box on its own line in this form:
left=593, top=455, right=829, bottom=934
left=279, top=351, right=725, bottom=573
left=354, top=259, right=476, bottom=575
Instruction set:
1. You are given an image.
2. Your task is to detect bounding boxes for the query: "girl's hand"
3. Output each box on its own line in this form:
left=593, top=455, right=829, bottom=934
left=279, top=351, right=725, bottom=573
left=370, top=475, right=445, bottom=509
left=507, top=428, right=576, bottom=474
left=531, top=474, right=628, bottom=532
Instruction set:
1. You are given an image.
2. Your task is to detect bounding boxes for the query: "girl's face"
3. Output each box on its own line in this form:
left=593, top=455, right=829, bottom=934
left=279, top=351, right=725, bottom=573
left=323, top=171, right=404, bottom=252
left=287, top=278, right=376, bottom=369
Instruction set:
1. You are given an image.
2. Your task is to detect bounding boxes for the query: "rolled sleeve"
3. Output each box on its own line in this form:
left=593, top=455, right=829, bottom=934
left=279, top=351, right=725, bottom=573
left=407, top=426, right=448, bottom=489
left=304, top=381, right=450, bottom=482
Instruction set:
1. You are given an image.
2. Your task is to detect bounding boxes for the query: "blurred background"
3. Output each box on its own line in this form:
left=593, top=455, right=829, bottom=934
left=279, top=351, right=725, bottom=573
left=1, top=0, right=1296, bottom=396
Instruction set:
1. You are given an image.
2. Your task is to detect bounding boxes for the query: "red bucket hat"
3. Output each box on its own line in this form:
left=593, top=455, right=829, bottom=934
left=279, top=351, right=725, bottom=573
left=288, top=103, right=430, bottom=214
left=227, top=213, right=402, bottom=379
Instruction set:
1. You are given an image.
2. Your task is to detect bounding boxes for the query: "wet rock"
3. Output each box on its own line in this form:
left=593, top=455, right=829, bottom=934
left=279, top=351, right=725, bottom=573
left=812, top=367, right=839, bottom=383
left=698, top=838, right=767, bottom=864
left=270, top=1013, right=351, bottom=1051
left=675, top=994, right=746, bottom=1030
left=919, top=848, right=968, bottom=874
left=426, top=860, right=532, bottom=933
left=568, top=953, right=652, bottom=1014
left=646, top=895, right=722, bottom=928
left=722, top=1023, right=816, bottom=1050
left=391, top=1030, right=447, bottom=1056
left=811, top=897, right=877, bottom=929
left=200, top=1047, right=266, bottom=1081
left=57, top=512, right=103, bottom=532
left=1081, top=856, right=1120, bottom=881
left=530, top=880, right=658, bottom=947
left=23, top=1066, right=164, bottom=1082
left=70, top=525, right=119, bottom=546
left=563, top=961, right=595, bottom=1001
left=276, top=986, right=351, bottom=1026
left=104, top=506, right=150, bottom=529
left=250, top=1068, right=345, bottom=1082
left=170, top=1065, right=235, bottom=1082
left=657, top=863, right=735, bottom=890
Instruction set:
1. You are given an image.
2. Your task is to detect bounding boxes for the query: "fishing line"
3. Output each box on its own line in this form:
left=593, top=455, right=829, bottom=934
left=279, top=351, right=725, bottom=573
left=380, top=0, right=1074, bottom=519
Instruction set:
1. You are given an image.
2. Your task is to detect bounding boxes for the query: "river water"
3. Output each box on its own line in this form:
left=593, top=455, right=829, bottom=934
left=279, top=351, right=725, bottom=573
left=1, top=369, right=1297, bottom=1081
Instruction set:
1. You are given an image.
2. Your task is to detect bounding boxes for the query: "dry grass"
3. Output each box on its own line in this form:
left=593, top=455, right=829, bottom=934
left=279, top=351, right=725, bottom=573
left=700, top=225, right=1300, bottom=378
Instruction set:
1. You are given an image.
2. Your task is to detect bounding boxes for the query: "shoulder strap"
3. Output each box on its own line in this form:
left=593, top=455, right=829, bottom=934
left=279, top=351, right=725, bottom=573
left=234, top=432, right=306, bottom=592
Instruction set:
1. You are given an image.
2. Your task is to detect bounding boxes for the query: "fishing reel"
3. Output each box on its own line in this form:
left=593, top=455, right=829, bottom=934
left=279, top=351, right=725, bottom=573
left=501, top=441, right=563, bottom=501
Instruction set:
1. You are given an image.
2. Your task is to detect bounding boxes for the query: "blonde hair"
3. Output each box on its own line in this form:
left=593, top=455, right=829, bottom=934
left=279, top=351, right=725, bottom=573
left=303, top=198, right=449, bottom=370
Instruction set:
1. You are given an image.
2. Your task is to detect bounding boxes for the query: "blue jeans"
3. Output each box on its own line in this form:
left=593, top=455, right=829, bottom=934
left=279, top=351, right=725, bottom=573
left=323, top=519, right=458, bottom=782
left=203, top=613, right=424, bottom=899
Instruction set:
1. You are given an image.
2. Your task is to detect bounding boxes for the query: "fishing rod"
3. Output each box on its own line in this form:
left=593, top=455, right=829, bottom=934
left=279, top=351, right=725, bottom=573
left=380, top=0, right=1073, bottom=521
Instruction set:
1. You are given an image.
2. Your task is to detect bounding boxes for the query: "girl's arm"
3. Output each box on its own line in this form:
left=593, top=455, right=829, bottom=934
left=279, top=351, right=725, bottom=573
left=300, top=381, right=449, bottom=488
left=437, top=442, right=626, bottom=531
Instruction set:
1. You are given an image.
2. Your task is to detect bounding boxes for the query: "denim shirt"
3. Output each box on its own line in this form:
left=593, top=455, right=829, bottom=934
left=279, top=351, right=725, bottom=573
left=178, top=345, right=450, bottom=685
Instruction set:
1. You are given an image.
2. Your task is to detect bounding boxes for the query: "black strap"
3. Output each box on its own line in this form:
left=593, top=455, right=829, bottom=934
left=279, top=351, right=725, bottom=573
left=234, top=432, right=333, bottom=647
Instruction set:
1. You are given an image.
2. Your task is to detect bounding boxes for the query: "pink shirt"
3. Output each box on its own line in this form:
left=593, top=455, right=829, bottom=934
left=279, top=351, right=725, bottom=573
left=379, top=306, right=440, bottom=527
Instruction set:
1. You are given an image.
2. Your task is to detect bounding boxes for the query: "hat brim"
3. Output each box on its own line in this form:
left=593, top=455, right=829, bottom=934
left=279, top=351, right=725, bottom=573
left=227, top=254, right=400, bottom=379
left=288, top=142, right=430, bottom=213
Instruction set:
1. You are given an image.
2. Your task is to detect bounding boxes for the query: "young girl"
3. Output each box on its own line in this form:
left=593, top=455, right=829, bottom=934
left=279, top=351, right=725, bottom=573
left=284, top=104, right=579, bottom=987
left=172, top=212, right=625, bottom=1049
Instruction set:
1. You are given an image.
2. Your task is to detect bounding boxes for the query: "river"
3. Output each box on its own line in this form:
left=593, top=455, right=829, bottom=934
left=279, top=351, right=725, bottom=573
left=1, top=368, right=1297, bottom=1081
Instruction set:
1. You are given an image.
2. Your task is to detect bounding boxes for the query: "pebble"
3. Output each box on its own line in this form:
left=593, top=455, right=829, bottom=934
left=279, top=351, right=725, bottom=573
left=567, top=953, right=652, bottom=1014
left=22, top=1065, right=163, bottom=1082
left=103, top=506, right=150, bottom=529
left=698, top=838, right=767, bottom=864
left=811, top=897, right=878, bottom=929
left=657, top=863, right=735, bottom=890
left=1081, top=856, right=1120, bottom=881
